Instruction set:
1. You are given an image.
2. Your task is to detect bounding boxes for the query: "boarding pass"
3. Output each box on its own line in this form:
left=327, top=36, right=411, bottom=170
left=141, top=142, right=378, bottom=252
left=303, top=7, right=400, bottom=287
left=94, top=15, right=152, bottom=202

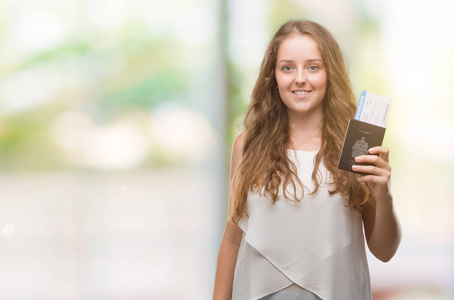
left=354, top=90, right=391, bottom=128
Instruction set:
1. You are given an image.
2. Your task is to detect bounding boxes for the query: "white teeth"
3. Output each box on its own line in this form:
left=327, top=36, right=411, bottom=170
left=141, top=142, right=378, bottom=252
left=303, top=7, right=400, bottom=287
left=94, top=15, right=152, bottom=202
left=293, top=91, right=310, bottom=95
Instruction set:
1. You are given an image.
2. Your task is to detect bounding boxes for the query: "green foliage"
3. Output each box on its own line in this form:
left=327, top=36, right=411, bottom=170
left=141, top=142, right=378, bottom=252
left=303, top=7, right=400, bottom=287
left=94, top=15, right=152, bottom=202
left=0, top=108, right=66, bottom=170
left=0, top=16, right=190, bottom=170
left=98, top=70, right=187, bottom=118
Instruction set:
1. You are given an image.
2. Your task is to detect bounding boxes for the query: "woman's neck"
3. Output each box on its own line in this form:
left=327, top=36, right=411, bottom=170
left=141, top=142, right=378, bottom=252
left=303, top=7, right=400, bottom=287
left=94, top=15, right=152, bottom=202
left=288, top=110, right=323, bottom=151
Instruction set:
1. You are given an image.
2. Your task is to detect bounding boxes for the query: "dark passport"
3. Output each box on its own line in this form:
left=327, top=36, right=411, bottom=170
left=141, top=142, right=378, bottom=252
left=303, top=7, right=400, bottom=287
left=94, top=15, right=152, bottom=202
left=337, top=119, right=386, bottom=174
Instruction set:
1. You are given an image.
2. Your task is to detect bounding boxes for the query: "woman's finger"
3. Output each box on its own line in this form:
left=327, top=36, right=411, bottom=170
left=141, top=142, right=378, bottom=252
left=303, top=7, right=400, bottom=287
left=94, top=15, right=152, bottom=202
left=357, top=174, right=389, bottom=185
left=368, top=146, right=390, bottom=162
left=352, top=164, right=388, bottom=176
left=354, top=155, right=391, bottom=171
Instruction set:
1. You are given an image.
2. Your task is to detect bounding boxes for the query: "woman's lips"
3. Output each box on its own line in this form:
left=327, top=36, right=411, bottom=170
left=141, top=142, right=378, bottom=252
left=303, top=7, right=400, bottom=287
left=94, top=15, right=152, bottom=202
left=292, top=90, right=311, bottom=98
left=292, top=90, right=311, bottom=95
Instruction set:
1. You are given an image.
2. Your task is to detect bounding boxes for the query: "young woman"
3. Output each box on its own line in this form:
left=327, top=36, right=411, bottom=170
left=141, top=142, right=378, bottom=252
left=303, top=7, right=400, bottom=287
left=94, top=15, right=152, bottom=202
left=213, top=20, right=401, bottom=300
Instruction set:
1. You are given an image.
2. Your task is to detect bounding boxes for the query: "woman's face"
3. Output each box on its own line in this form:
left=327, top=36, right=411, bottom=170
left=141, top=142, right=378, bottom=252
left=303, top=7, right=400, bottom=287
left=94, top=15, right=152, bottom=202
left=275, top=35, right=327, bottom=118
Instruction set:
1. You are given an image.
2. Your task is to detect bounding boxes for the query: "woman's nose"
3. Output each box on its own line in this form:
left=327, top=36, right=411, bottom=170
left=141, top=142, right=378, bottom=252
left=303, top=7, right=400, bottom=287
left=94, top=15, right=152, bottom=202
left=295, top=70, right=306, bottom=84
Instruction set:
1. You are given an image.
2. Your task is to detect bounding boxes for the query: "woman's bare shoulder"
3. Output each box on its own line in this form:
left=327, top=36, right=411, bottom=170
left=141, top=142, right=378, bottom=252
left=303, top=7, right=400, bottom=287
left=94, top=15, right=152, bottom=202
left=230, top=132, right=247, bottom=179
left=233, top=132, right=246, bottom=152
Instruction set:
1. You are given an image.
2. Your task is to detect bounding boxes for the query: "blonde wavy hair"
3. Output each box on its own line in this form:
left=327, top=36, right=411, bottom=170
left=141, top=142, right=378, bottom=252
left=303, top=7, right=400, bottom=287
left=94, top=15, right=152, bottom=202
left=228, top=20, right=375, bottom=225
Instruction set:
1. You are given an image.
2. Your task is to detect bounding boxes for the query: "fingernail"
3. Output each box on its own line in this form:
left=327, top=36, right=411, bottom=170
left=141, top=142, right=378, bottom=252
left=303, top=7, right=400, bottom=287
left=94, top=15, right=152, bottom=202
left=355, top=156, right=361, bottom=162
left=352, top=165, right=358, bottom=170
left=369, top=148, right=375, bottom=153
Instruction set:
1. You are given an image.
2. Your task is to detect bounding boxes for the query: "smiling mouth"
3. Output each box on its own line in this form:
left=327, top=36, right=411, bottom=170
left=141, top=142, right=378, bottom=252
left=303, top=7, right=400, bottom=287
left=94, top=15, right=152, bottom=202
left=292, top=91, right=311, bottom=95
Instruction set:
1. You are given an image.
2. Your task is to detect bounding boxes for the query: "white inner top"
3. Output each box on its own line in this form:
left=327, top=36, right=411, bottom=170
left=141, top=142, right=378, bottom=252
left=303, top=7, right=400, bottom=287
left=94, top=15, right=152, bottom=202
left=232, top=150, right=372, bottom=300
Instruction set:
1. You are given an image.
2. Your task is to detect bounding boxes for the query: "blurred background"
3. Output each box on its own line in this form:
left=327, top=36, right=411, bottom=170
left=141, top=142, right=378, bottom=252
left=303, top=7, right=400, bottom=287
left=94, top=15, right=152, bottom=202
left=0, top=0, right=453, bottom=299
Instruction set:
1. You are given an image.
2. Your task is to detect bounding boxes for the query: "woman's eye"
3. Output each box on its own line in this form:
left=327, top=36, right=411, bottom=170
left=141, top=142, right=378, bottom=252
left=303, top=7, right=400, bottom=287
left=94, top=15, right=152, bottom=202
left=282, top=66, right=293, bottom=71
left=308, top=65, right=319, bottom=71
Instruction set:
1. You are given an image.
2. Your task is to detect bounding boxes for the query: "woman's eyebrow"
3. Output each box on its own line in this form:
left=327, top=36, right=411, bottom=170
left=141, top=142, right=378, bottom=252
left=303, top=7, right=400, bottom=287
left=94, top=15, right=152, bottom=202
left=277, top=59, right=294, bottom=64
left=306, top=59, right=323, bottom=63
left=277, top=58, right=323, bottom=64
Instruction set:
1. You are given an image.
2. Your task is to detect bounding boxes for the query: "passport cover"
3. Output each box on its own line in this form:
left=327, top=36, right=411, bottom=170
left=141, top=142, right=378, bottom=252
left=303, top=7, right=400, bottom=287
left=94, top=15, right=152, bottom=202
left=337, top=119, right=386, bottom=175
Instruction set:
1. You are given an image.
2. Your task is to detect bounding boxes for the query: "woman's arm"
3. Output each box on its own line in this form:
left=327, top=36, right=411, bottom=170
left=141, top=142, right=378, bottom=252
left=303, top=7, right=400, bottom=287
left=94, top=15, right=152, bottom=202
left=353, top=146, right=402, bottom=262
left=213, top=133, right=246, bottom=299
left=213, top=221, right=243, bottom=299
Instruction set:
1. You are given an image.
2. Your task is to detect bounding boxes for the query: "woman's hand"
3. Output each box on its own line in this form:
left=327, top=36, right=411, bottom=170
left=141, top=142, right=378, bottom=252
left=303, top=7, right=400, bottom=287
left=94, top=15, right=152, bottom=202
left=355, top=146, right=401, bottom=262
left=352, top=146, right=392, bottom=201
